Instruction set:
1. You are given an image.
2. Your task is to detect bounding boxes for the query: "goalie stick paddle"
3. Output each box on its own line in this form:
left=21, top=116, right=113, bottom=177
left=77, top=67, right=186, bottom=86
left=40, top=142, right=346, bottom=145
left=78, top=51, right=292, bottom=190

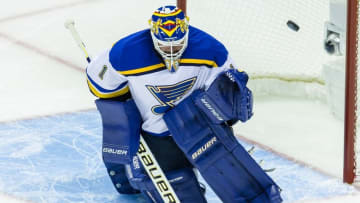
left=137, top=136, right=180, bottom=203
left=64, top=19, right=180, bottom=203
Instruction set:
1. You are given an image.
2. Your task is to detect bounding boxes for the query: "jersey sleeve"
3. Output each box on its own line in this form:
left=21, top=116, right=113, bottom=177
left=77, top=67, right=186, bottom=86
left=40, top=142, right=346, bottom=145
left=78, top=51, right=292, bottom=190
left=86, top=49, right=129, bottom=99
left=203, top=55, right=239, bottom=90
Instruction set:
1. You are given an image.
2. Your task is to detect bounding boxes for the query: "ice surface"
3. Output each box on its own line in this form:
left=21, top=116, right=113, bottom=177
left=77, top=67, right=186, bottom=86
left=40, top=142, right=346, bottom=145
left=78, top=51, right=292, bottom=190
left=0, top=111, right=216, bottom=203
left=0, top=111, right=357, bottom=203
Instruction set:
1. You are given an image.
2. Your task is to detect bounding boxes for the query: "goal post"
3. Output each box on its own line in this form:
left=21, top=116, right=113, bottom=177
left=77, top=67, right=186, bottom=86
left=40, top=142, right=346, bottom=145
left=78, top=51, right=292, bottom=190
left=177, top=0, right=187, bottom=15
left=344, top=0, right=358, bottom=184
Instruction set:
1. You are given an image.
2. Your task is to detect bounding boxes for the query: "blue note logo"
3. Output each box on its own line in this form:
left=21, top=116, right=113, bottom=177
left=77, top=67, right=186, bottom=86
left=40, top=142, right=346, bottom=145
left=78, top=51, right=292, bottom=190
left=146, top=77, right=197, bottom=114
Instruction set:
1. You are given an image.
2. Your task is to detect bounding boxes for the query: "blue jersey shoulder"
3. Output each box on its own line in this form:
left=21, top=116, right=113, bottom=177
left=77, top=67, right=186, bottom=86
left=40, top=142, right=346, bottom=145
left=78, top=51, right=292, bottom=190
left=109, top=29, right=165, bottom=76
left=109, top=26, right=228, bottom=76
left=181, top=26, right=228, bottom=68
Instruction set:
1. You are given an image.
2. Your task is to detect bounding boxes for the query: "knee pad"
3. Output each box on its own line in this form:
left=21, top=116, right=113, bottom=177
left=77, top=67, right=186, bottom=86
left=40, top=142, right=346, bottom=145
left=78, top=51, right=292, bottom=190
left=126, top=158, right=206, bottom=203
left=163, top=93, right=282, bottom=203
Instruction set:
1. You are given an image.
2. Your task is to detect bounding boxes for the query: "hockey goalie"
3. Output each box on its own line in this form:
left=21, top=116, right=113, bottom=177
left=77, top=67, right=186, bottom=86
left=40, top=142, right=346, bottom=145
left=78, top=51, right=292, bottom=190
left=86, top=5, right=283, bottom=203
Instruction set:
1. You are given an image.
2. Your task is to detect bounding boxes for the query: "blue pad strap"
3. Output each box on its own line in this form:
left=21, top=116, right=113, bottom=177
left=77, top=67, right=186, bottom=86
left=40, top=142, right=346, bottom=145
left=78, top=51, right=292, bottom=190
left=95, top=99, right=142, bottom=164
left=163, top=94, right=282, bottom=203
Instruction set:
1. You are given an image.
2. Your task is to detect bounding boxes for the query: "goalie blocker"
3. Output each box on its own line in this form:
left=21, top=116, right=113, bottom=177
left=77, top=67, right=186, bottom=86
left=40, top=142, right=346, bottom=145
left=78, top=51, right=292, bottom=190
left=163, top=70, right=283, bottom=203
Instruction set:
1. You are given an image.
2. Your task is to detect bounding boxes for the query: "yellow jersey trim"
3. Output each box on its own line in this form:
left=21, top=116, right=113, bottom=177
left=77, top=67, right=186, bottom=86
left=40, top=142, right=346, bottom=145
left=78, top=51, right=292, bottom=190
left=87, top=79, right=129, bottom=98
left=118, top=63, right=165, bottom=75
left=116, top=59, right=217, bottom=76
left=180, top=58, right=218, bottom=67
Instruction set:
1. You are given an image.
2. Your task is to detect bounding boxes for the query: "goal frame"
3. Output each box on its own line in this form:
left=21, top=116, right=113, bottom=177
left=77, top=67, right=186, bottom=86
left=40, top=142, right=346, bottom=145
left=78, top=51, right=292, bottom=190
left=344, top=0, right=358, bottom=184
left=177, top=0, right=187, bottom=15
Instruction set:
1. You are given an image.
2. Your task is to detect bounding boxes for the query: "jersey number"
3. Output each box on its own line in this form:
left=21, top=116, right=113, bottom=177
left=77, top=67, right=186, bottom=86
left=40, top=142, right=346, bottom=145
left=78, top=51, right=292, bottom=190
left=98, top=65, right=108, bottom=80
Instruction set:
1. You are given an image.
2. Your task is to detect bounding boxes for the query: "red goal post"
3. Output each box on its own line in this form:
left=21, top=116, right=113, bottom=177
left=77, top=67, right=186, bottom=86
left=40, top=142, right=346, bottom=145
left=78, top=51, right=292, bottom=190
left=177, top=0, right=187, bottom=15
left=344, top=0, right=358, bottom=184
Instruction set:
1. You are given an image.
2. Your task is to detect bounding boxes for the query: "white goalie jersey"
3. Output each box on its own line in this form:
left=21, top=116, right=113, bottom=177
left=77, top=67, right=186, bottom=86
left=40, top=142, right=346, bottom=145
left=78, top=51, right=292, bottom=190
left=86, top=27, right=235, bottom=136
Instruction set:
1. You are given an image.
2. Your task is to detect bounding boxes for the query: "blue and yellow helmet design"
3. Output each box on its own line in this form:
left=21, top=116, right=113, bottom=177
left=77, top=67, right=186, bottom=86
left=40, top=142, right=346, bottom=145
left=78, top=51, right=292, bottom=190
left=149, top=6, right=189, bottom=72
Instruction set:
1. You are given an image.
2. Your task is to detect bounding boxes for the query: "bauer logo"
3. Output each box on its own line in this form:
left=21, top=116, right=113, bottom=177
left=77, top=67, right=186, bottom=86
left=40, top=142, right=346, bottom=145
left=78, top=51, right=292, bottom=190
left=192, top=137, right=217, bottom=160
left=102, top=147, right=128, bottom=156
left=225, top=71, right=235, bottom=82
left=200, top=98, right=224, bottom=121
left=137, top=142, right=177, bottom=202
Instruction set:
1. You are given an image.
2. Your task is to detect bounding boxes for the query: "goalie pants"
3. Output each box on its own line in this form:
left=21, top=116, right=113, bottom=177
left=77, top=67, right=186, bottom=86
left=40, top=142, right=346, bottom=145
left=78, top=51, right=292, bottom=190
left=141, top=131, right=193, bottom=172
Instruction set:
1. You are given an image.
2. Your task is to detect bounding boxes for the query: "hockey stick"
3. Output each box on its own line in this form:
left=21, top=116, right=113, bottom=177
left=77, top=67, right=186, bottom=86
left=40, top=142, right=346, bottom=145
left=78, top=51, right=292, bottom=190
left=64, top=19, right=180, bottom=203
left=64, top=19, right=91, bottom=63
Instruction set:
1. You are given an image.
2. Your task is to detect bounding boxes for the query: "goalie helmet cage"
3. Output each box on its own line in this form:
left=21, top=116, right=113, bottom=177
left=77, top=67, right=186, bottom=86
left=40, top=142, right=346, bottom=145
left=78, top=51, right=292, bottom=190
left=177, top=0, right=360, bottom=184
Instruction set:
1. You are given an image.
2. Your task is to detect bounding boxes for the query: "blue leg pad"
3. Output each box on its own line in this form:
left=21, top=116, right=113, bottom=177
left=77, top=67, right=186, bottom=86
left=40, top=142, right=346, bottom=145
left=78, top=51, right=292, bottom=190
left=95, top=99, right=142, bottom=164
left=95, top=99, right=142, bottom=194
left=163, top=93, right=282, bottom=203
left=126, top=161, right=207, bottom=203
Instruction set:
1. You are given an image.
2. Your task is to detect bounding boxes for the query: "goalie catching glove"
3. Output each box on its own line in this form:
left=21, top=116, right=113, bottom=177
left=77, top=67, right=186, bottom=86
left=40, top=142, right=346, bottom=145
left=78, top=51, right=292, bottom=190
left=195, top=69, right=253, bottom=125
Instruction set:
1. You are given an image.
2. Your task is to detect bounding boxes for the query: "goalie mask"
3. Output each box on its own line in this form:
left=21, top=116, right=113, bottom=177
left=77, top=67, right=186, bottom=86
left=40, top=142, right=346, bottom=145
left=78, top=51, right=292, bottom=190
left=149, top=6, right=189, bottom=72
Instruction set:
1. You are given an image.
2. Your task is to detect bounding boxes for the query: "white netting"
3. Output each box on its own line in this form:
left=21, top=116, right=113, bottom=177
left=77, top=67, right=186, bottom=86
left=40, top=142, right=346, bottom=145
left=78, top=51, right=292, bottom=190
left=187, top=0, right=331, bottom=91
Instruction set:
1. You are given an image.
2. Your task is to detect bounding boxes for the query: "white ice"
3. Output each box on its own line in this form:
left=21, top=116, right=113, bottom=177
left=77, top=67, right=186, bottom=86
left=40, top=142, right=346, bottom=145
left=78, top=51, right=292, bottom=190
left=0, top=0, right=359, bottom=202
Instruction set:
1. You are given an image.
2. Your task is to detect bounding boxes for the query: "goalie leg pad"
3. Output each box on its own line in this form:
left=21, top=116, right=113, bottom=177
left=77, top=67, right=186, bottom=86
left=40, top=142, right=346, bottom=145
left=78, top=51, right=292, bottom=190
left=95, top=99, right=142, bottom=164
left=126, top=161, right=207, bottom=203
left=96, top=99, right=142, bottom=194
left=163, top=94, right=282, bottom=203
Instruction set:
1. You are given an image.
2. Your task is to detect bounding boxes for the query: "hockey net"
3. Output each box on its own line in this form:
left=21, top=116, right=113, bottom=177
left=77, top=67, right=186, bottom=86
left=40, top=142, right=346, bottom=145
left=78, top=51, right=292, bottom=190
left=185, top=0, right=330, bottom=99
left=178, top=0, right=360, bottom=184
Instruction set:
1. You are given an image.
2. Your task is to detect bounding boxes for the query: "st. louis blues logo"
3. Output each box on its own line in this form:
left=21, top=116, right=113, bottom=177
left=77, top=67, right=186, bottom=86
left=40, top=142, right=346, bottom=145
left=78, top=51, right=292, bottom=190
left=146, top=77, right=197, bottom=114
